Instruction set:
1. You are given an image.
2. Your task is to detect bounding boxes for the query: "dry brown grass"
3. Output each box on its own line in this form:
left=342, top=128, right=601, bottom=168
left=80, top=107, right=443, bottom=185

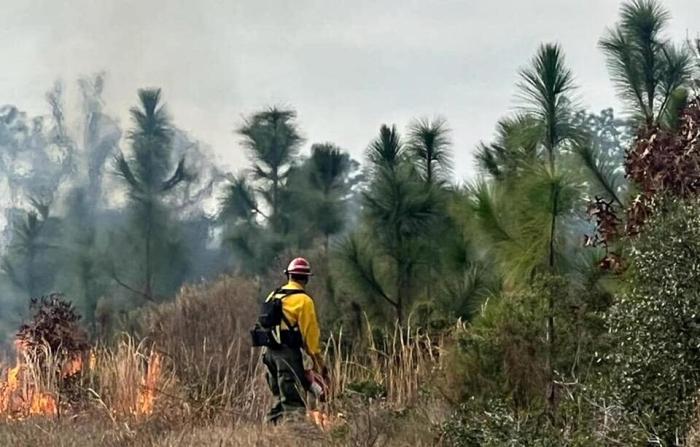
left=84, top=337, right=176, bottom=417
left=327, top=318, right=443, bottom=408
left=686, top=397, right=700, bottom=446
left=0, top=275, right=449, bottom=446
left=0, top=414, right=446, bottom=447
left=144, top=276, right=268, bottom=419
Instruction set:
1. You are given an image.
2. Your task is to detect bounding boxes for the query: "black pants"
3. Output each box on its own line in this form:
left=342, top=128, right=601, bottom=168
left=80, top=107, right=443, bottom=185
left=263, top=346, right=308, bottom=423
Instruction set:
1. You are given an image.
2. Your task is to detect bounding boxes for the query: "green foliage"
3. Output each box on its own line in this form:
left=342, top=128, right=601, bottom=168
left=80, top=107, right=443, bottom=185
left=367, top=124, right=402, bottom=169
left=56, top=189, right=109, bottom=328
left=236, top=107, right=303, bottom=232
left=219, top=108, right=357, bottom=274
left=474, top=43, right=585, bottom=282
left=470, top=165, right=583, bottom=284
left=307, top=143, right=354, bottom=196
left=336, top=124, right=442, bottom=324
left=219, top=175, right=260, bottom=222
left=442, top=273, right=628, bottom=445
left=607, top=199, right=700, bottom=443
left=475, top=114, right=542, bottom=181
left=406, top=117, right=452, bottom=185
left=1, top=198, right=60, bottom=300
left=346, top=380, right=387, bottom=400
left=113, top=89, right=188, bottom=301
left=441, top=395, right=649, bottom=446
left=518, top=43, right=580, bottom=163
left=428, top=189, right=501, bottom=324
left=451, top=284, right=549, bottom=408
left=289, top=143, right=357, bottom=250
left=599, top=0, right=693, bottom=126
left=442, top=398, right=554, bottom=447
left=335, top=233, right=396, bottom=323
left=447, top=274, right=611, bottom=410
left=220, top=108, right=358, bottom=276
left=570, top=107, right=631, bottom=206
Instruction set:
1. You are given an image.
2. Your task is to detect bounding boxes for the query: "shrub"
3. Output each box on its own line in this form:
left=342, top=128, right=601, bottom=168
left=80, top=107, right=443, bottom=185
left=448, top=271, right=611, bottom=407
left=607, top=199, right=700, bottom=443
left=441, top=398, right=554, bottom=446
left=441, top=394, right=649, bottom=447
left=447, top=279, right=553, bottom=409
left=346, top=379, right=386, bottom=400
left=144, top=275, right=266, bottom=416
left=17, top=293, right=90, bottom=362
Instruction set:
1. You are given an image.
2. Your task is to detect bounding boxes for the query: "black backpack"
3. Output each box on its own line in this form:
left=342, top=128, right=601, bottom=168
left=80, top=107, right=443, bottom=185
left=250, top=288, right=304, bottom=349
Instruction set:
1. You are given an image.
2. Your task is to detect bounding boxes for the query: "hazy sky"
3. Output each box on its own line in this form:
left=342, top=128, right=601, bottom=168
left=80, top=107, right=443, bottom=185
left=1, top=0, right=698, bottom=180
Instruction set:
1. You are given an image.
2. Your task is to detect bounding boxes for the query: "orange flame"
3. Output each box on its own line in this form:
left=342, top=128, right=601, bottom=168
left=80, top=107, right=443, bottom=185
left=0, top=344, right=164, bottom=419
left=0, top=342, right=86, bottom=419
left=307, top=409, right=334, bottom=431
left=0, top=363, right=58, bottom=418
left=136, top=351, right=161, bottom=416
left=62, top=355, right=83, bottom=377
left=28, top=390, right=57, bottom=416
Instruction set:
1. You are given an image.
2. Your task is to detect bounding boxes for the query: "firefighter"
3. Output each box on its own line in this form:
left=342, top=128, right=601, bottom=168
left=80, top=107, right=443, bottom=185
left=259, top=257, right=327, bottom=423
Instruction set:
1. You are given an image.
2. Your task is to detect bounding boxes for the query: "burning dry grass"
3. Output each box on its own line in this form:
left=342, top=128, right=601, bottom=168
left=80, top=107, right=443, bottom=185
left=85, top=338, right=173, bottom=417
left=0, top=276, right=450, bottom=445
left=0, top=345, right=59, bottom=417
left=0, top=336, right=170, bottom=420
left=0, top=332, right=444, bottom=446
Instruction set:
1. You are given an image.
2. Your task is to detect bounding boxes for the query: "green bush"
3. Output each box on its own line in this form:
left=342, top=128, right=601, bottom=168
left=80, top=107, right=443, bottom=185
left=448, top=274, right=608, bottom=408
left=607, top=200, right=700, bottom=443
left=451, top=286, right=548, bottom=409
left=441, top=273, right=626, bottom=444
left=445, top=396, right=568, bottom=446
left=346, top=379, right=387, bottom=400
left=441, top=395, right=648, bottom=446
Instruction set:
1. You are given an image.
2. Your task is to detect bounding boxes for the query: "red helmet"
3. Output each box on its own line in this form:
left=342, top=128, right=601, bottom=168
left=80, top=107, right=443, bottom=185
left=285, top=257, right=313, bottom=276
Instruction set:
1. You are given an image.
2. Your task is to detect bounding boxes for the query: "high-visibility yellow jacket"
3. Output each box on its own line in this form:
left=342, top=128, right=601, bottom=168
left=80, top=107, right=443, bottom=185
left=278, top=279, right=321, bottom=355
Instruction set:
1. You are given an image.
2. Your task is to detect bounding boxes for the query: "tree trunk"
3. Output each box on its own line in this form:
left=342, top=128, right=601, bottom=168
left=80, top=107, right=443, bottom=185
left=271, top=167, right=279, bottom=232
left=144, top=200, right=153, bottom=301
left=395, top=226, right=405, bottom=326
left=27, top=245, right=36, bottom=300
left=546, top=184, right=559, bottom=415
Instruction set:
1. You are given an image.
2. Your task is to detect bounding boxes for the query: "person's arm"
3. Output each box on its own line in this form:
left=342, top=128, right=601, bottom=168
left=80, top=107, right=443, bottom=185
left=298, top=296, right=325, bottom=374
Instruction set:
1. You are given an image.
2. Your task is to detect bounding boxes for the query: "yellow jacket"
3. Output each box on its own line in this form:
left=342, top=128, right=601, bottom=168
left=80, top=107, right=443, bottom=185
left=277, top=280, right=321, bottom=355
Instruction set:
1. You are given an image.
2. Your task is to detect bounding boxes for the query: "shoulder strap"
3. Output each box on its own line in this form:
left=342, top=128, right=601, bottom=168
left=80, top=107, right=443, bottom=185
left=269, top=288, right=302, bottom=330
left=277, top=288, right=305, bottom=296
left=265, top=288, right=297, bottom=302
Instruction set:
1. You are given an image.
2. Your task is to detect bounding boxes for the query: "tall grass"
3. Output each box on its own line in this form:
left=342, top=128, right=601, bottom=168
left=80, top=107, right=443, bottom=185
left=327, top=318, right=443, bottom=408
left=0, top=274, right=447, bottom=447
left=141, top=276, right=445, bottom=417
left=0, top=336, right=170, bottom=420
left=143, top=276, right=273, bottom=420
left=82, top=337, right=175, bottom=417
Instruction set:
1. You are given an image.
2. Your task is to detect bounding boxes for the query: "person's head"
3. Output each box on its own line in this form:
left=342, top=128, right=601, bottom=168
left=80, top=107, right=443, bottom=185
left=285, top=257, right=312, bottom=284
left=289, top=273, right=309, bottom=285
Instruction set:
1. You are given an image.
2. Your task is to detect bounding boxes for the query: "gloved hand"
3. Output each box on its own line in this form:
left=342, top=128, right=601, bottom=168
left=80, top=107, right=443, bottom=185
left=305, top=369, right=328, bottom=401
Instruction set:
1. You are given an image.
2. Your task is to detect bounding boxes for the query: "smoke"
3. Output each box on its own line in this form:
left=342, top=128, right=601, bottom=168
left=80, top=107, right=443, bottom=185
left=166, top=129, right=227, bottom=217
left=0, top=75, right=232, bottom=341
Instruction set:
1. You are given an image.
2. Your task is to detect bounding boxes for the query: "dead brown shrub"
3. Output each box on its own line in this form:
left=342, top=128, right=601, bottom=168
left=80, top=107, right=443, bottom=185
left=144, top=275, right=268, bottom=419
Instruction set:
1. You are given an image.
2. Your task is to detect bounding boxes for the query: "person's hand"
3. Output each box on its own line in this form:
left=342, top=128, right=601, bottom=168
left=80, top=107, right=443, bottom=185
left=312, top=354, right=327, bottom=374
